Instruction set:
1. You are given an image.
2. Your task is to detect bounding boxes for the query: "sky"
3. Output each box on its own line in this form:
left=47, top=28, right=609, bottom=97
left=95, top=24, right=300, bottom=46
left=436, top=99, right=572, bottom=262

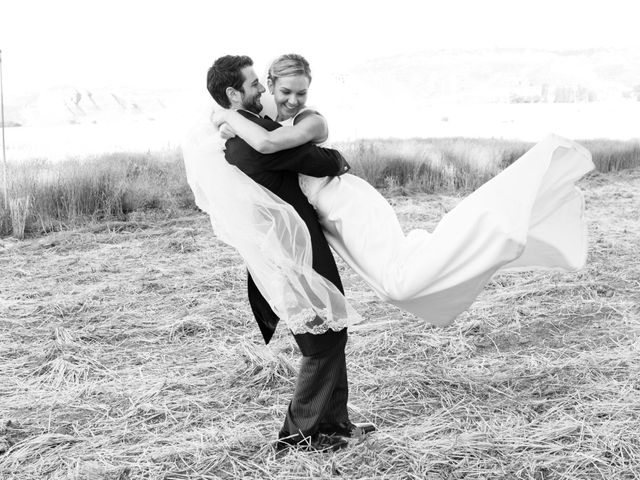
left=1, top=0, right=639, bottom=96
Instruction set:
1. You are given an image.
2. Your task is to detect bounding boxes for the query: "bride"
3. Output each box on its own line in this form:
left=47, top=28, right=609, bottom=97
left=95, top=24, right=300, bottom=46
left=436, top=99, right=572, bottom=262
left=185, top=53, right=594, bottom=332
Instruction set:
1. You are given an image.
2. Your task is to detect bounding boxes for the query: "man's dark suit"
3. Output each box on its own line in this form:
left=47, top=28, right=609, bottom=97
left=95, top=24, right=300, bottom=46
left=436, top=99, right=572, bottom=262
left=224, top=110, right=351, bottom=439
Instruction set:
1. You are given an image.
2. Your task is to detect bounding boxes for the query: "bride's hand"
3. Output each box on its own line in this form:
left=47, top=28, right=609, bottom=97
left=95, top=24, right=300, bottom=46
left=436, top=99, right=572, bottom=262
left=211, top=109, right=228, bottom=128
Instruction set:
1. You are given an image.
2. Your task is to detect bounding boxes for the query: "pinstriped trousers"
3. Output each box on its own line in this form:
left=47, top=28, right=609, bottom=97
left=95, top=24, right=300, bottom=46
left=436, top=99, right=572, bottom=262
left=281, top=327, right=350, bottom=437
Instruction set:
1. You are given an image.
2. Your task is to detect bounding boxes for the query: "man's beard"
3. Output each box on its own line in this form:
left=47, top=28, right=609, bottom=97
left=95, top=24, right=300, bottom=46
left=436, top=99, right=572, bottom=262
left=242, top=96, right=262, bottom=115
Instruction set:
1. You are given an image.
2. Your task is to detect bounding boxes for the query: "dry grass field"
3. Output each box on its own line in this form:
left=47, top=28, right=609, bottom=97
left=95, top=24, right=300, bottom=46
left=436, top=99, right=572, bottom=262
left=1, top=164, right=639, bottom=479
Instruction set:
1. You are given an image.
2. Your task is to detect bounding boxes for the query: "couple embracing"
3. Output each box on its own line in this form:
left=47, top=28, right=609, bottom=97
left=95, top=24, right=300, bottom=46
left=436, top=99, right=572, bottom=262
left=183, top=53, right=594, bottom=453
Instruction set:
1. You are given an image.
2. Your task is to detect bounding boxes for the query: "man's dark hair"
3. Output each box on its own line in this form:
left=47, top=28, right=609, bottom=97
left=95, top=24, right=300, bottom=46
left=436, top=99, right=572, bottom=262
left=207, top=55, right=253, bottom=108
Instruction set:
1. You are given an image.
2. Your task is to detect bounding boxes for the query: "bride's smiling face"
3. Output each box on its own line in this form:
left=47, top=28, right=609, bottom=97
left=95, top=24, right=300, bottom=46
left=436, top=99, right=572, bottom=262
left=269, top=75, right=310, bottom=119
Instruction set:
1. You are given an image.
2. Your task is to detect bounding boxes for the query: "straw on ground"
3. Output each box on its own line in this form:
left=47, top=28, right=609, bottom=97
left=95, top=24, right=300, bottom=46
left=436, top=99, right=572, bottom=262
left=0, top=167, right=638, bottom=479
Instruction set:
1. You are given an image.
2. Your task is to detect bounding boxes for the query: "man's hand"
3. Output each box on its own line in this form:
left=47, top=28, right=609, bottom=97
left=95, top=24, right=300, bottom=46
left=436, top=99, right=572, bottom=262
left=219, top=123, right=236, bottom=140
left=211, top=109, right=228, bottom=128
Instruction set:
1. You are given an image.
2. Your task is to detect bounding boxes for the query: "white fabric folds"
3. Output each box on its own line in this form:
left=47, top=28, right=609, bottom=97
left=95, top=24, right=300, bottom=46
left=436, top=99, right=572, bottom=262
left=182, top=116, right=362, bottom=335
left=304, top=134, right=594, bottom=326
left=183, top=112, right=594, bottom=331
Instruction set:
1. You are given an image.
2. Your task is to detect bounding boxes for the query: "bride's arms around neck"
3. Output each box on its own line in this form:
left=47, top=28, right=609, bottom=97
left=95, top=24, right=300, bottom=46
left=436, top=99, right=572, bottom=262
left=212, top=109, right=328, bottom=154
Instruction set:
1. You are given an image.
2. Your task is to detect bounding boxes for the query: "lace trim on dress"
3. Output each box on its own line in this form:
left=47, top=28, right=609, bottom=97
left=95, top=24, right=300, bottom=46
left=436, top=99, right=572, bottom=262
left=286, top=308, right=349, bottom=335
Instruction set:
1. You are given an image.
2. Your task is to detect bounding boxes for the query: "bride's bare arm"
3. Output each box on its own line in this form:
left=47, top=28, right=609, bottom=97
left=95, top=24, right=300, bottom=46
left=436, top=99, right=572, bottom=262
left=212, top=109, right=328, bottom=154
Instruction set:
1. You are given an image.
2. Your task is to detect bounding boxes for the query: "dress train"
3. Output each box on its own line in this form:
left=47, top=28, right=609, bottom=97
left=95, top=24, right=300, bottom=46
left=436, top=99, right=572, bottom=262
left=301, top=134, right=594, bottom=326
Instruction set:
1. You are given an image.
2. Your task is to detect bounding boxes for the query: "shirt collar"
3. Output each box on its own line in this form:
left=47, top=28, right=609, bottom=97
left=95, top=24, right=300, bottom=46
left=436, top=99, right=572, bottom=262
left=237, top=108, right=261, bottom=118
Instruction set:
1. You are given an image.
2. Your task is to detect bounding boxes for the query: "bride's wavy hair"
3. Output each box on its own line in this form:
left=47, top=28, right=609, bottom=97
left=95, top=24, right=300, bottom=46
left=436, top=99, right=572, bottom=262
left=268, top=54, right=312, bottom=84
left=207, top=55, right=254, bottom=108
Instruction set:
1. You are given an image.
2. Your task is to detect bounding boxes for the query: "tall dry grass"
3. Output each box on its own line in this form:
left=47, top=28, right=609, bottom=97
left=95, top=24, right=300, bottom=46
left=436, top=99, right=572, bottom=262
left=338, top=137, right=639, bottom=195
left=580, top=138, right=640, bottom=172
left=1, top=137, right=638, bottom=238
left=0, top=151, right=194, bottom=237
left=337, top=138, right=531, bottom=194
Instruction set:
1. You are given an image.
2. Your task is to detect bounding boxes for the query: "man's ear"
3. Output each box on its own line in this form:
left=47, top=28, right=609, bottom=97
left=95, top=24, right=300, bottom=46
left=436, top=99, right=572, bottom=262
left=225, top=86, right=239, bottom=105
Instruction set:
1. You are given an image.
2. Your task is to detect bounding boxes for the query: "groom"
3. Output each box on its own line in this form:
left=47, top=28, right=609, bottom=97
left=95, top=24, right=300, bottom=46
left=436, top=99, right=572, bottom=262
left=206, top=55, right=373, bottom=451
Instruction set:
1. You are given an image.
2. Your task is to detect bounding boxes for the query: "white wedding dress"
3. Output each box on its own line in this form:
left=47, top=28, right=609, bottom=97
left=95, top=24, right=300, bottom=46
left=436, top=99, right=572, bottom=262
left=183, top=106, right=593, bottom=334
left=282, top=109, right=595, bottom=326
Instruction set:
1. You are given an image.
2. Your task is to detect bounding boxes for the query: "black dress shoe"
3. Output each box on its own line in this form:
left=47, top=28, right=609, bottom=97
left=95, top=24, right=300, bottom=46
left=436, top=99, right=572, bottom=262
left=275, top=432, right=348, bottom=452
left=317, top=421, right=377, bottom=438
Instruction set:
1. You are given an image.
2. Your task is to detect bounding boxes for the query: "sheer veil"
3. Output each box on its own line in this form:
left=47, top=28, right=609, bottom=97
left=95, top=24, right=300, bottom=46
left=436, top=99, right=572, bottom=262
left=181, top=103, right=362, bottom=335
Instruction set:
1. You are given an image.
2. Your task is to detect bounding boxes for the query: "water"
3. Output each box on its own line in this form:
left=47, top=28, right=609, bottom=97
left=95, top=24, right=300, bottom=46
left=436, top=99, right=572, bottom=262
left=4, top=101, right=640, bottom=162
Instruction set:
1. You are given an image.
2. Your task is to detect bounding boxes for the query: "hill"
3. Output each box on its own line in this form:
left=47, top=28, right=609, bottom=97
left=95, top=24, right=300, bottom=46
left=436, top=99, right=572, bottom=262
left=335, top=47, right=640, bottom=107
left=3, top=47, right=639, bottom=128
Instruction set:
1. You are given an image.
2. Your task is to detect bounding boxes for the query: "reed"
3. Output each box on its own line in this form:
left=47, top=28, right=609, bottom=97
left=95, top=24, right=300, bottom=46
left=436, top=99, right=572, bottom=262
left=8, top=195, right=29, bottom=239
left=340, top=137, right=534, bottom=194
left=0, top=150, right=193, bottom=237
left=1, top=137, right=638, bottom=238
left=580, top=138, right=640, bottom=172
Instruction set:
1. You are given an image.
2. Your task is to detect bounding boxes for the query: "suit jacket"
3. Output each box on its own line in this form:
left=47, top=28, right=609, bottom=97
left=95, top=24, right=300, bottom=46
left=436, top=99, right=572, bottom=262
left=224, top=110, right=349, bottom=343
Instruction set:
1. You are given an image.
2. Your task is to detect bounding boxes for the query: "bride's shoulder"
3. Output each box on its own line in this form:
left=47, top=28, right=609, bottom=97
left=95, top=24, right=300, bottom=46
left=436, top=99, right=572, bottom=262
left=292, top=107, right=328, bottom=145
left=293, top=107, right=323, bottom=125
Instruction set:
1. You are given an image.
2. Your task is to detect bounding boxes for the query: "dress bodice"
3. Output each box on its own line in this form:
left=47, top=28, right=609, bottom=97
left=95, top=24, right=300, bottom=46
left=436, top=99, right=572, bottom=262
left=278, top=108, right=328, bottom=147
left=277, top=107, right=313, bottom=126
left=278, top=108, right=332, bottom=201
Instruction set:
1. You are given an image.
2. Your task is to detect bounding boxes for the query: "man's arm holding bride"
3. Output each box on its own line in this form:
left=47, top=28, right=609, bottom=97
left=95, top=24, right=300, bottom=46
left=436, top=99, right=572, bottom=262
left=218, top=112, right=347, bottom=178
